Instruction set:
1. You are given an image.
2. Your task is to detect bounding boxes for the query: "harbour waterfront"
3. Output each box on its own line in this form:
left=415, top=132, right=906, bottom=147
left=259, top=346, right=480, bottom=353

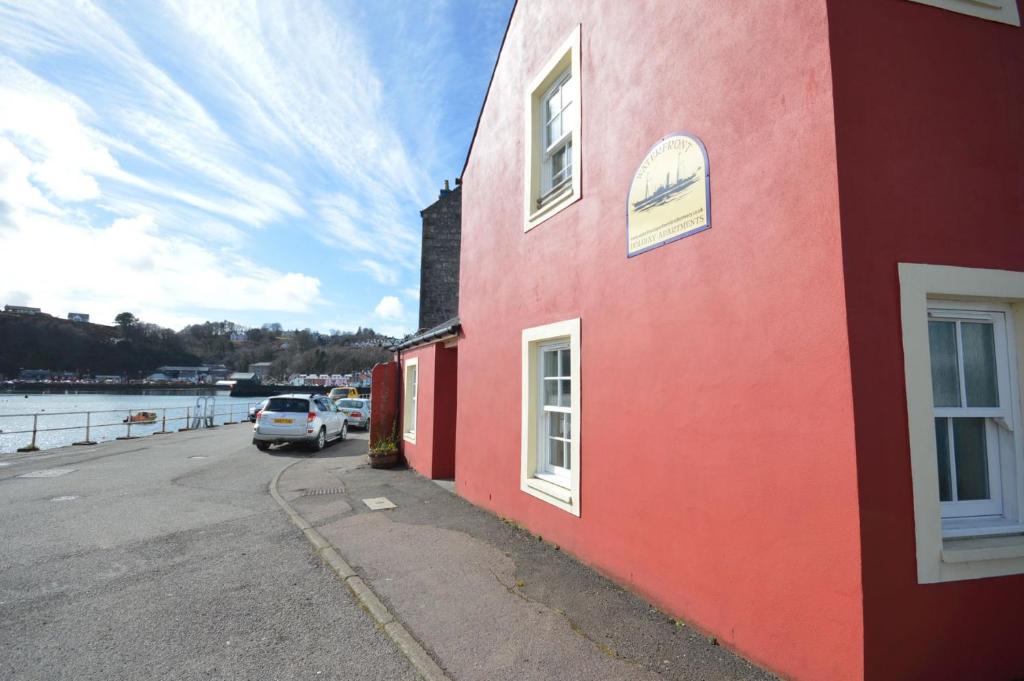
left=0, top=393, right=264, bottom=454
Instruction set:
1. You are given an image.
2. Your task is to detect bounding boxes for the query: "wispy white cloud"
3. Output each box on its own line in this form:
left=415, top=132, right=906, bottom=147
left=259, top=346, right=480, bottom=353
left=359, top=259, right=399, bottom=286
left=0, top=0, right=512, bottom=333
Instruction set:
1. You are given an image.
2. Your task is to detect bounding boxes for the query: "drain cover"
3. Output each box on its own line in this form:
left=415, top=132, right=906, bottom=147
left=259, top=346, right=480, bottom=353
left=363, top=497, right=396, bottom=510
left=303, top=488, right=345, bottom=496
left=19, top=468, right=75, bottom=478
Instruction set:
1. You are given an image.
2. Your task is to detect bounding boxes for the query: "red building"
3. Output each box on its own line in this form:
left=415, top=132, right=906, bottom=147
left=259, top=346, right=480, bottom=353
left=388, top=2, right=1024, bottom=679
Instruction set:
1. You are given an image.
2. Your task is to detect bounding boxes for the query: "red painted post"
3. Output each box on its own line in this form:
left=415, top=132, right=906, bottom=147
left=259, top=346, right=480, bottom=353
left=369, top=361, right=399, bottom=449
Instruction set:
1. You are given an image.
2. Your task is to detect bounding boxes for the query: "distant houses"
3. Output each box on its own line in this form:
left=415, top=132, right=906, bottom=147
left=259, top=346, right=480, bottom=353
left=4, top=305, right=41, bottom=315
left=148, top=365, right=231, bottom=383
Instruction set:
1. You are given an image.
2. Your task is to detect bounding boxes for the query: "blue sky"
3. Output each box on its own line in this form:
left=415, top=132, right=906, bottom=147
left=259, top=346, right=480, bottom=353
left=0, top=0, right=511, bottom=336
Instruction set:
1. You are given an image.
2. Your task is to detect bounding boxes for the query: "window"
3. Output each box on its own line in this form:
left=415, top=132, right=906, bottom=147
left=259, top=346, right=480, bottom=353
left=906, top=0, right=1020, bottom=26
left=928, top=308, right=1014, bottom=524
left=899, top=264, right=1024, bottom=583
left=523, top=25, right=581, bottom=231
left=403, top=358, right=418, bottom=443
left=540, top=72, right=573, bottom=203
left=521, top=318, right=581, bottom=516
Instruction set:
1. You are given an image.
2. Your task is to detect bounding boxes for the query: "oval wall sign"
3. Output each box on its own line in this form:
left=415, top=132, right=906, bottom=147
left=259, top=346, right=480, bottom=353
left=627, top=133, right=710, bottom=257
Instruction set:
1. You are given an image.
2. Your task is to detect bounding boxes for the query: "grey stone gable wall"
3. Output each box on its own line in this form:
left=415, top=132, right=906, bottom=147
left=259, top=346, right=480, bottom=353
left=418, top=185, right=462, bottom=331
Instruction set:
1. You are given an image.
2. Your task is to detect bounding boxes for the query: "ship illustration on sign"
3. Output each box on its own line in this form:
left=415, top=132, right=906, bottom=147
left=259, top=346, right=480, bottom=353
left=631, top=153, right=702, bottom=213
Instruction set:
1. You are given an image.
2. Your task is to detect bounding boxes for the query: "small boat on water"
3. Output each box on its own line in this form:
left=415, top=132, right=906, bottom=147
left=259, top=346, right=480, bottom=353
left=124, top=411, right=157, bottom=424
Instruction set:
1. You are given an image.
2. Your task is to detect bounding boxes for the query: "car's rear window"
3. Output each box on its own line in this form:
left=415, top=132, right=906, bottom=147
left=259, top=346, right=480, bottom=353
left=339, top=400, right=364, bottom=408
left=266, top=398, right=309, bottom=413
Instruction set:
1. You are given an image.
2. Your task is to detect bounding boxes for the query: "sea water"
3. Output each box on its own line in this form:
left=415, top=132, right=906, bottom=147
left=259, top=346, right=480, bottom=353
left=0, top=393, right=264, bottom=454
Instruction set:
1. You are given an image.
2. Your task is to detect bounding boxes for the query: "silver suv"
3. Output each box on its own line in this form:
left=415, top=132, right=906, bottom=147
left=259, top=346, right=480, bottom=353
left=253, top=394, right=347, bottom=452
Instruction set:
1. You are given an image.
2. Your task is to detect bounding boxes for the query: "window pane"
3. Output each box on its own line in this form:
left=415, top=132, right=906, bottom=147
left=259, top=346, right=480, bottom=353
left=546, top=88, right=560, bottom=122
left=548, top=438, right=565, bottom=468
left=560, top=379, right=571, bottom=407
left=559, top=348, right=570, bottom=375
left=953, top=417, right=990, bottom=501
left=551, top=146, right=565, bottom=176
left=928, top=321, right=960, bottom=407
left=543, top=378, right=558, bottom=406
left=545, top=115, right=561, bottom=145
left=547, top=411, right=567, bottom=439
left=935, top=418, right=952, bottom=502
left=543, top=349, right=558, bottom=378
left=962, top=322, right=999, bottom=408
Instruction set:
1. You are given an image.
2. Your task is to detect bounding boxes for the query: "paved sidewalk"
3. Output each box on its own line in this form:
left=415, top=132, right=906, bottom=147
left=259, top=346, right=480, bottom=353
left=276, top=448, right=774, bottom=681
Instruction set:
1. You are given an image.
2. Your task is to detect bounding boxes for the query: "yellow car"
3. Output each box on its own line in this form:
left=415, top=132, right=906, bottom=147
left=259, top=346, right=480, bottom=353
left=328, top=386, right=360, bottom=400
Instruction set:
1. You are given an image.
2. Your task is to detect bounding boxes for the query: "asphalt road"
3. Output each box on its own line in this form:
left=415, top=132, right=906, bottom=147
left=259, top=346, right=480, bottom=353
left=0, top=424, right=417, bottom=681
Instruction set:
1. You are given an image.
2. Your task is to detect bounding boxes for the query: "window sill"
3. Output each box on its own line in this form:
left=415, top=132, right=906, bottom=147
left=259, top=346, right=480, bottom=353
left=942, top=534, right=1024, bottom=564
left=525, top=476, right=572, bottom=504
left=525, top=188, right=578, bottom=232
left=403, top=432, right=416, bottom=445
left=942, top=517, right=1024, bottom=539
left=537, top=181, right=572, bottom=209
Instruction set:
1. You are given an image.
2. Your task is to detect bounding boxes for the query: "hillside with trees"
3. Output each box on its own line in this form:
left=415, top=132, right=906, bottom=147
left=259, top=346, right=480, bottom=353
left=0, top=312, right=395, bottom=380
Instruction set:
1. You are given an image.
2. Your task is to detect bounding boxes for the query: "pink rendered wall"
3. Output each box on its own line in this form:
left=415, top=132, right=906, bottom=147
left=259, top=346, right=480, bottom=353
left=455, top=2, right=863, bottom=679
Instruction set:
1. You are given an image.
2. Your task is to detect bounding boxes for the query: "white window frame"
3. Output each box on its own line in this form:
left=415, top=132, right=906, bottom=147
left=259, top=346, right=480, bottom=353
left=403, top=357, right=418, bottom=443
left=899, top=263, right=1024, bottom=583
left=521, top=318, right=581, bottom=516
left=906, top=0, right=1020, bottom=26
left=523, top=25, right=581, bottom=232
left=929, top=305, right=1014, bottom=522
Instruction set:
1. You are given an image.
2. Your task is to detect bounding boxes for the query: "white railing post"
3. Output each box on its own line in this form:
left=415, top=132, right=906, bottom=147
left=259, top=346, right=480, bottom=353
left=16, top=414, right=40, bottom=452
left=73, top=411, right=97, bottom=446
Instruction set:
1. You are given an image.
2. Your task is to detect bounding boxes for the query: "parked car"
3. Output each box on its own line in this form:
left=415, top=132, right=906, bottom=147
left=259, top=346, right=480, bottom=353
left=248, top=399, right=269, bottom=423
left=252, top=394, right=347, bottom=452
left=328, top=386, right=360, bottom=400
left=335, top=398, right=371, bottom=430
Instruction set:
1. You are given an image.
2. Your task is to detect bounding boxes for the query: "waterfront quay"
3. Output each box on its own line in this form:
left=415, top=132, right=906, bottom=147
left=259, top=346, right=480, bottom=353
left=0, top=425, right=417, bottom=681
left=0, top=394, right=264, bottom=455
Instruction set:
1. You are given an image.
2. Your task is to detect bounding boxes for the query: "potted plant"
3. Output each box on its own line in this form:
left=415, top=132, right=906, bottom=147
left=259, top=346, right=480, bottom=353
left=368, top=422, right=401, bottom=469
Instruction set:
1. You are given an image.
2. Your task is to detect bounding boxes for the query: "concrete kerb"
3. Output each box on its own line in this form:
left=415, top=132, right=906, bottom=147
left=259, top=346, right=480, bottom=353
left=269, top=459, right=450, bottom=681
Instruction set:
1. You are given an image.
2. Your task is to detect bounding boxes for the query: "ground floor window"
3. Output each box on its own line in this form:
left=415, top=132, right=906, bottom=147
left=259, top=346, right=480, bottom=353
left=521, top=318, right=580, bottom=516
left=403, top=358, right=418, bottom=443
left=899, top=264, right=1024, bottom=583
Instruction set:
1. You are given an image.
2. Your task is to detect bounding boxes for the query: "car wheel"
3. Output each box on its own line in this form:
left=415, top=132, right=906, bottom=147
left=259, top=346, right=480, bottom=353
left=340, top=422, right=348, bottom=441
left=311, top=427, right=326, bottom=452
left=255, top=441, right=270, bottom=452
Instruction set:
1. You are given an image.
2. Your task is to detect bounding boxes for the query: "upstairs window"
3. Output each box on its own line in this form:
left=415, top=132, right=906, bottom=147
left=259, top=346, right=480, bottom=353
left=540, top=71, right=573, bottom=203
left=907, top=0, right=1020, bottom=26
left=523, top=25, right=581, bottom=231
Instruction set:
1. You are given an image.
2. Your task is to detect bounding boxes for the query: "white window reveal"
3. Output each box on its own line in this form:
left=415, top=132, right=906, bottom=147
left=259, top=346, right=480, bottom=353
left=898, top=263, right=1024, bottom=584
left=906, top=0, right=1020, bottom=27
left=523, top=25, right=581, bottom=231
left=403, top=358, right=418, bottom=443
left=521, top=318, right=581, bottom=516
